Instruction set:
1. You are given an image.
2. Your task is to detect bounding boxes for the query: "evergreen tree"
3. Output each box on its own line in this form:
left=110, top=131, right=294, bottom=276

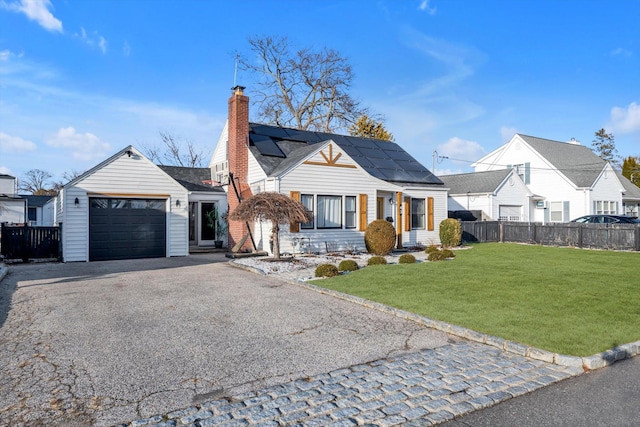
left=622, top=156, right=640, bottom=187
left=349, top=114, right=394, bottom=141
left=591, top=128, right=618, bottom=165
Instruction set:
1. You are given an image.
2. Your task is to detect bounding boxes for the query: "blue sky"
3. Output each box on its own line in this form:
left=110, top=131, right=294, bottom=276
left=1, top=0, right=639, bottom=186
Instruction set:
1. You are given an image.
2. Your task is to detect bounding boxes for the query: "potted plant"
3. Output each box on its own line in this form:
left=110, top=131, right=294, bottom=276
left=206, top=206, right=228, bottom=248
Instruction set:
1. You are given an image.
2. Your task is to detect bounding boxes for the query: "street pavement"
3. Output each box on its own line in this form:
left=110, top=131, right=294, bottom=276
left=441, top=355, right=640, bottom=427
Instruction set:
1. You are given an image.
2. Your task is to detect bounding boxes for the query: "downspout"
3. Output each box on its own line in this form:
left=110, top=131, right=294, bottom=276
left=396, top=191, right=402, bottom=249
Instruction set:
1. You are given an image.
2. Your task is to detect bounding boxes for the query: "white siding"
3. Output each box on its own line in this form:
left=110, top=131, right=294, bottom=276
left=62, top=149, right=188, bottom=262
left=261, top=145, right=447, bottom=254
left=0, top=176, right=17, bottom=196
left=493, top=173, right=532, bottom=221
left=590, top=166, right=624, bottom=214
left=43, top=198, right=56, bottom=226
left=209, top=120, right=228, bottom=168
left=449, top=194, right=493, bottom=218
left=0, top=199, right=25, bottom=224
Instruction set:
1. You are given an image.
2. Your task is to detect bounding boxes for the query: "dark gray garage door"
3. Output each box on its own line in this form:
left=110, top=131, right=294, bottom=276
left=89, top=198, right=166, bottom=261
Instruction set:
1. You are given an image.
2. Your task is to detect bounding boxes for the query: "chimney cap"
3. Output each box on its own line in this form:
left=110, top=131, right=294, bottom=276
left=231, top=85, right=246, bottom=95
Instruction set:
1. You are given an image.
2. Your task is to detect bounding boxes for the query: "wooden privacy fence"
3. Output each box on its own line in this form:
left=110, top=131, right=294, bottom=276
left=461, top=221, right=640, bottom=251
left=0, top=224, right=62, bottom=262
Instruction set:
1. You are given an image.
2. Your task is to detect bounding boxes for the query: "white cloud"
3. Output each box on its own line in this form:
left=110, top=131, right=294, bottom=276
left=1, top=0, right=63, bottom=32
left=609, top=101, right=640, bottom=134
left=437, top=137, right=485, bottom=164
left=418, top=0, right=437, bottom=15
left=46, top=127, right=111, bottom=161
left=500, top=126, right=518, bottom=143
left=0, top=132, right=37, bottom=152
left=0, top=166, right=12, bottom=174
left=74, top=27, right=108, bottom=54
left=611, top=47, right=632, bottom=57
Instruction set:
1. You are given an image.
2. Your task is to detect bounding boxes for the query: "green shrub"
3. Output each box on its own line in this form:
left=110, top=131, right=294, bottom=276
left=441, top=249, right=455, bottom=259
left=439, top=218, right=462, bottom=248
left=398, top=253, right=416, bottom=264
left=338, top=259, right=359, bottom=272
left=315, top=263, right=339, bottom=277
left=427, top=250, right=447, bottom=262
left=425, top=244, right=440, bottom=255
left=364, top=219, right=396, bottom=255
left=367, top=256, right=387, bottom=266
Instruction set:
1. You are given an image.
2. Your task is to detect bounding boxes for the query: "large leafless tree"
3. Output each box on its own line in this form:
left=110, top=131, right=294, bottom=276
left=19, top=169, right=56, bottom=195
left=240, top=36, right=364, bottom=133
left=229, top=192, right=313, bottom=259
left=143, top=132, right=209, bottom=167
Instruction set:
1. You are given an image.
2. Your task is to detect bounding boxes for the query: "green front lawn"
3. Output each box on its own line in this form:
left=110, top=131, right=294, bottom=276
left=313, top=243, right=640, bottom=356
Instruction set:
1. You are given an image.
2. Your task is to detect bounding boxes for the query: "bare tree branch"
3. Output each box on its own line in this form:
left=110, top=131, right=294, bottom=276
left=240, top=36, right=365, bottom=133
left=19, top=169, right=56, bottom=195
left=141, top=132, right=209, bottom=167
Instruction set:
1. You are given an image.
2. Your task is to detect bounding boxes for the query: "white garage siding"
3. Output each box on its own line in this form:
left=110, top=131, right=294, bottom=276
left=61, top=147, right=188, bottom=262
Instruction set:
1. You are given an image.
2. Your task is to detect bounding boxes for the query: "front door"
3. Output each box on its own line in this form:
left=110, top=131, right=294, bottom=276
left=200, top=202, right=216, bottom=245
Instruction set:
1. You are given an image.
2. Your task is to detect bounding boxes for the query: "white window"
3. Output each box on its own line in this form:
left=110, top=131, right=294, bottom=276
left=411, top=198, right=425, bottom=229
left=317, top=195, right=342, bottom=229
left=595, top=200, right=617, bottom=215
left=550, top=202, right=563, bottom=222
left=301, top=194, right=314, bottom=229
left=345, top=196, right=356, bottom=229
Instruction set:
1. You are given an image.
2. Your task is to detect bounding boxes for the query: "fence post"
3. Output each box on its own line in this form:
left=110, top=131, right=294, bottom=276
left=22, top=223, right=29, bottom=263
left=499, top=221, right=504, bottom=242
left=58, top=222, right=63, bottom=262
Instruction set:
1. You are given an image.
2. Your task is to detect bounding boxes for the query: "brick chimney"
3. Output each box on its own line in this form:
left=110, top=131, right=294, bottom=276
left=227, top=86, right=253, bottom=251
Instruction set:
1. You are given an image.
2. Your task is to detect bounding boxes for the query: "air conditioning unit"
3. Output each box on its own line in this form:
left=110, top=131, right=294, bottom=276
left=535, top=200, right=547, bottom=209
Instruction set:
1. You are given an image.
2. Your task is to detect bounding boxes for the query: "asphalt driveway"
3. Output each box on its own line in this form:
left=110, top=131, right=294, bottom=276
left=0, top=254, right=450, bottom=426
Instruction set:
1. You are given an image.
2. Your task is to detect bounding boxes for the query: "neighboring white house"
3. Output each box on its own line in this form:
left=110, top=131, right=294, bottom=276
left=0, top=174, right=25, bottom=225
left=214, top=86, right=448, bottom=255
left=471, top=134, right=627, bottom=222
left=440, top=169, right=534, bottom=221
left=617, top=172, right=640, bottom=217
left=21, top=195, right=54, bottom=226
left=51, top=146, right=190, bottom=262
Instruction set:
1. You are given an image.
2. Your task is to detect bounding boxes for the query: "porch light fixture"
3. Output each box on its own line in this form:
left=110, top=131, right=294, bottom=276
left=176, top=199, right=181, bottom=208
left=74, top=197, right=80, bottom=207
left=388, top=197, right=394, bottom=205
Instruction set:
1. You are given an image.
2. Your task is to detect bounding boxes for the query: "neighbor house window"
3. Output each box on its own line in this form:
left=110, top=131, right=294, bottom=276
left=411, top=198, right=425, bottom=229
left=301, top=194, right=314, bottom=229
left=28, top=207, right=37, bottom=222
left=317, top=195, right=342, bottom=228
left=549, top=201, right=563, bottom=222
left=595, top=200, right=617, bottom=215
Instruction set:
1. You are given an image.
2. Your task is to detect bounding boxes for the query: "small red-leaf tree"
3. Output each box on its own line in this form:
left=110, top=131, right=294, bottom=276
left=229, top=192, right=313, bottom=259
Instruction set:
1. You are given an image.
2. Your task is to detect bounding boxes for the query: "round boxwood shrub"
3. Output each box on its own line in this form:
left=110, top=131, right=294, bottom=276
left=425, top=245, right=440, bottom=255
left=441, top=249, right=455, bottom=259
left=364, top=219, right=396, bottom=255
left=367, top=256, right=387, bottom=266
left=427, top=250, right=447, bottom=262
left=315, top=263, right=339, bottom=277
left=398, top=253, right=416, bottom=264
left=338, top=259, right=359, bottom=272
left=439, top=218, right=462, bottom=248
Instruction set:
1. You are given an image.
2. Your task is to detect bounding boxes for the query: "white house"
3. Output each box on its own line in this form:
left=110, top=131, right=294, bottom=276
left=213, top=86, right=448, bottom=255
left=617, top=172, right=640, bottom=217
left=0, top=174, right=25, bottom=225
left=472, top=134, right=627, bottom=222
left=52, top=146, right=190, bottom=262
left=440, top=169, right=534, bottom=221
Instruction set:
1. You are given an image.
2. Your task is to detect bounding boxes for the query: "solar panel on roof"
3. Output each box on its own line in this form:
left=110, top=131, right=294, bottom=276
left=251, top=124, right=290, bottom=139
left=252, top=137, right=285, bottom=158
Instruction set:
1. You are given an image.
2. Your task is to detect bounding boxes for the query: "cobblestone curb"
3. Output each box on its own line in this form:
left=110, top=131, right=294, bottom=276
left=120, top=341, right=582, bottom=427
left=229, top=261, right=640, bottom=371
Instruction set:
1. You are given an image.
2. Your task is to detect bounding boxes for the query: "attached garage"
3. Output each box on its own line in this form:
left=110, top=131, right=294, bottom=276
left=54, top=146, right=189, bottom=262
left=89, top=198, right=167, bottom=261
